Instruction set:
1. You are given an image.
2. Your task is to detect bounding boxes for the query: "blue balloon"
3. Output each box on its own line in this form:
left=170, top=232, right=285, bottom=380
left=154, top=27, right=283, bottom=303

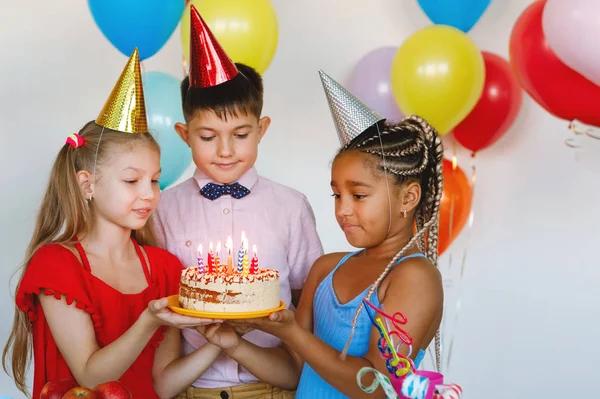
left=142, top=71, right=191, bottom=190
left=88, top=0, right=184, bottom=60
left=417, top=0, right=491, bottom=33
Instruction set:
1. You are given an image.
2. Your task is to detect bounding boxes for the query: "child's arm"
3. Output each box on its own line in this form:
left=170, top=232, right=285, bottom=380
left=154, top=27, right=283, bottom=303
left=151, top=326, right=223, bottom=399
left=40, top=294, right=215, bottom=388
left=288, top=195, right=324, bottom=307
left=207, top=254, right=340, bottom=390
left=235, top=257, right=443, bottom=398
left=200, top=324, right=301, bottom=390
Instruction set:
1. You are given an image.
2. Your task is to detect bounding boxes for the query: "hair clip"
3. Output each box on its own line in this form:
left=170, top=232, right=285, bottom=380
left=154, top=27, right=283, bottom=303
left=66, top=133, right=84, bottom=148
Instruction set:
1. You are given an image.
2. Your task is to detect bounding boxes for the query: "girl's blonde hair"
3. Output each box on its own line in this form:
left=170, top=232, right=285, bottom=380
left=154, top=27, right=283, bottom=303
left=337, top=115, right=444, bottom=370
left=2, top=121, right=160, bottom=396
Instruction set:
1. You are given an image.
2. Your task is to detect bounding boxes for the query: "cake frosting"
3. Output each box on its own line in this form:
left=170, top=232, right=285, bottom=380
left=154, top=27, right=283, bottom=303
left=179, top=266, right=280, bottom=313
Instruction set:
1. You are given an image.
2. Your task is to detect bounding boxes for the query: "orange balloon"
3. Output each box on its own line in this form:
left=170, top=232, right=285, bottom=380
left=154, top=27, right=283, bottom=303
left=438, top=159, right=472, bottom=255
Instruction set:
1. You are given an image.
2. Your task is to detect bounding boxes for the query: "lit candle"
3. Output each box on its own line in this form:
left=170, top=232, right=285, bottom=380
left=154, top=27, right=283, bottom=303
left=237, top=231, right=246, bottom=273
left=250, top=244, right=259, bottom=274
left=237, top=249, right=244, bottom=273
left=242, top=238, right=249, bottom=275
left=215, top=241, right=222, bottom=274
left=207, top=242, right=214, bottom=273
left=197, top=244, right=204, bottom=274
left=226, top=236, right=233, bottom=274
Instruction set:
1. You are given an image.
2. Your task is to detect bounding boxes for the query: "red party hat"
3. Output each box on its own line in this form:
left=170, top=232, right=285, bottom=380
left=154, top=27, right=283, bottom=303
left=189, top=5, right=239, bottom=88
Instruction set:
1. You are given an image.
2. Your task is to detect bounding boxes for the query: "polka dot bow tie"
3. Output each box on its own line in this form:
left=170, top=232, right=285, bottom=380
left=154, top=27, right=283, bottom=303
left=199, top=182, right=251, bottom=200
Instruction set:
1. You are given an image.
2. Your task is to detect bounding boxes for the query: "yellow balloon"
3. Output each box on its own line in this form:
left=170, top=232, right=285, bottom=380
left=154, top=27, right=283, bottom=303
left=391, top=25, right=485, bottom=135
left=181, top=0, right=278, bottom=74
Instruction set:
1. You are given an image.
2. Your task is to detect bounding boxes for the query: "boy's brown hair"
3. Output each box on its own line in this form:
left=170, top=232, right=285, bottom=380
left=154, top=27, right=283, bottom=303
left=181, top=63, right=263, bottom=121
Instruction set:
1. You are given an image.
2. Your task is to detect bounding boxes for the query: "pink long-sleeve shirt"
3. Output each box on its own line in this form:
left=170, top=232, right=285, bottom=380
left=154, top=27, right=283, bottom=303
left=153, top=167, right=323, bottom=388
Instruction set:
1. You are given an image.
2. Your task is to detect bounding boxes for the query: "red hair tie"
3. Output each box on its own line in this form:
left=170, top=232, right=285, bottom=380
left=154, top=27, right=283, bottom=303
left=66, top=133, right=84, bottom=148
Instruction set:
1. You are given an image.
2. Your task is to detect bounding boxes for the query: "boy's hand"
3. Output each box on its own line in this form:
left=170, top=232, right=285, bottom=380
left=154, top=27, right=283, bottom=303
left=196, top=323, right=240, bottom=351
left=229, top=323, right=254, bottom=336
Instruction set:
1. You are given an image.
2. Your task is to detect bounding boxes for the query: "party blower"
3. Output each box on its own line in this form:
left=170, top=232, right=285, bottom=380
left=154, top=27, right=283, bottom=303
left=356, top=299, right=462, bottom=399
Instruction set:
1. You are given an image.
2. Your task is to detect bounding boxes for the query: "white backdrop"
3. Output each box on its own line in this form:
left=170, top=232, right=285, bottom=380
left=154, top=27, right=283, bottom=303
left=1, top=0, right=599, bottom=398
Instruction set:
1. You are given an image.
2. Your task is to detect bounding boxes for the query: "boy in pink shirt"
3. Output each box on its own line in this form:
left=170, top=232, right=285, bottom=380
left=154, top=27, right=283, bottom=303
left=153, top=7, right=323, bottom=399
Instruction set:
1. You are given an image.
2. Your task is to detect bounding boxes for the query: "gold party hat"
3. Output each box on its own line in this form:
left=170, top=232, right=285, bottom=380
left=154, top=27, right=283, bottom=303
left=96, top=48, right=148, bottom=133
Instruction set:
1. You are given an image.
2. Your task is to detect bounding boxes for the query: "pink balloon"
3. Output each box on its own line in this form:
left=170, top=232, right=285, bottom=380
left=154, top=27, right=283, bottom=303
left=542, top=0, right=600, bottom=86
left=346, top=47, right=405, bottom=123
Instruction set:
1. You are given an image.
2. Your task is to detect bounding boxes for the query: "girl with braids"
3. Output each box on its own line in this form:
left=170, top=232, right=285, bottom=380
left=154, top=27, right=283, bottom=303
left=2, top=51, right=219, bottom=399
left=195, top=73, right=444, bottom=398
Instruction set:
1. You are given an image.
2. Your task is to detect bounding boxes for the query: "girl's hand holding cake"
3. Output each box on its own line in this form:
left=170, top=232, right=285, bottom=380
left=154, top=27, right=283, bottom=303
left=146, top=298, right=220, bottom=329
left=229, top=309, right=297, bottom=338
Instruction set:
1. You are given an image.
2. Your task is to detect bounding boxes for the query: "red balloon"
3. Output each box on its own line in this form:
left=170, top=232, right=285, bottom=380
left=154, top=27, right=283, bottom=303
left=509, top=0, right=600, bottom=127
left=453, top=52, right=522, bottom=152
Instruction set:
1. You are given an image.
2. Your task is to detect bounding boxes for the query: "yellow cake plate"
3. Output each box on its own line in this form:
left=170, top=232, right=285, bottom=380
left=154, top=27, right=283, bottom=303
left=167, top=295, right=286, bottom=320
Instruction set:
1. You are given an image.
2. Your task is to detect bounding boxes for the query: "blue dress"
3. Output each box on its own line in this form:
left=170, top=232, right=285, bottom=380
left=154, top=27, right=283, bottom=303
left=296, top=251, right=427, bottom=398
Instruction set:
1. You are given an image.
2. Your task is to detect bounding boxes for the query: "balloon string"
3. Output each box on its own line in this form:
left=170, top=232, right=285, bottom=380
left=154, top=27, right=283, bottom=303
left=435, top=142, right=459, bottom=370
left=444, top=154, right=476, bottom=372
left=447, top=141, right=458, bottom=273
left=566, top=120, right=600, bottom=148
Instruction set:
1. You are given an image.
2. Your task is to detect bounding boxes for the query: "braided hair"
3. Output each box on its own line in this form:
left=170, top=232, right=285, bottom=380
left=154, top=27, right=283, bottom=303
left=338, top=115, right=444, bottom=371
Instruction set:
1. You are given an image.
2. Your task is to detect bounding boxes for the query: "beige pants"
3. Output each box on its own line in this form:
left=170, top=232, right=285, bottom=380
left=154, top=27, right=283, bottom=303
left=176, top=382, right=296, bottom=399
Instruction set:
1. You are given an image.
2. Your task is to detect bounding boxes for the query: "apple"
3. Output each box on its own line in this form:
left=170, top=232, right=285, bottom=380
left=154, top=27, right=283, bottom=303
left=61, top=387, right=98, bottom=399
left=40, top=379, right=78, bottom=399
left=93, top=381, right=132, bottom=399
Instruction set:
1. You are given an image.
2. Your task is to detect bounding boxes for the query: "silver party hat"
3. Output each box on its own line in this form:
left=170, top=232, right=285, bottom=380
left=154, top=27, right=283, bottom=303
left=319, top=70, right=385, bottom=146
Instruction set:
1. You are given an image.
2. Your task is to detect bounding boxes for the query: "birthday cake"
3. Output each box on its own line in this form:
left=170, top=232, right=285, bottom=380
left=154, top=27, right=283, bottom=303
left=178, top=235, right=281, bottom=313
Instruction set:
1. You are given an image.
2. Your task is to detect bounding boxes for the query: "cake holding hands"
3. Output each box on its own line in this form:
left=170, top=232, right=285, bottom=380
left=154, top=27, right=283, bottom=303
left=179, top=232, right=281, bottom=313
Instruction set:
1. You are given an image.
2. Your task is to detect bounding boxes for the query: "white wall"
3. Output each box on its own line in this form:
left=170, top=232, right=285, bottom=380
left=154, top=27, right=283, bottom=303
left=1, top=0, right=598, bottom=398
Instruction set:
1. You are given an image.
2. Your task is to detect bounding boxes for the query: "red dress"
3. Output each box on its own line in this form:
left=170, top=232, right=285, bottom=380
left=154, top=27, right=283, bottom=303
left=16, top=239, right=182, bottom=399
